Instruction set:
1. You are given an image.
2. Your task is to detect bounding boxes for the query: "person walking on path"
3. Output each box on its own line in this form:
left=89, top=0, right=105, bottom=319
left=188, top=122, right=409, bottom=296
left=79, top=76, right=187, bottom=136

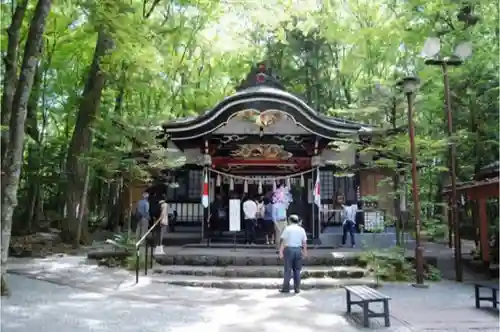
left=262, top=198, right=275, bottom=245
left=242, top=195, right=258, bottom=245
left=279, top=214, right=307, bottom=294
left=341, top=200, right=357, bottom=247
left=153, top=194, right=169, bottom=255
left=135, top=191, right=150, bottom=240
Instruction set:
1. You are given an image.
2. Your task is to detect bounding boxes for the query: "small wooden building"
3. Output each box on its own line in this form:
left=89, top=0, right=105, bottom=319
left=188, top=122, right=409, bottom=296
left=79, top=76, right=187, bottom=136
left=443, top=162, right=499, bottom=265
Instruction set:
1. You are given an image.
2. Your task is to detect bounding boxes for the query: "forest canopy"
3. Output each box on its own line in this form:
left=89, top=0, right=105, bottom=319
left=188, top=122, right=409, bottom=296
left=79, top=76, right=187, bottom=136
left=0, top=0, right=498, bottom=293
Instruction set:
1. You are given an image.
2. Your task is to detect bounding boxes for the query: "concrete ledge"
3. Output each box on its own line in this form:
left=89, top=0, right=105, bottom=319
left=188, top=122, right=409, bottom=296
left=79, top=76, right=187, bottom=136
left=154, top=253, right=361, bottom=267
left=152, top=265, right=367, bottom=279
left=87, top=251, right=132, bottom=260
left=153, top=275, right=377, bottom=290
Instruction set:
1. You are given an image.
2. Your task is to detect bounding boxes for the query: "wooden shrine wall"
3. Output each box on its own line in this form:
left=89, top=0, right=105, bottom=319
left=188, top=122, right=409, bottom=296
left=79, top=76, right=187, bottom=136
left=127, top=168, right=393, bottom=224
left=359, top=168, right=394, bottom=217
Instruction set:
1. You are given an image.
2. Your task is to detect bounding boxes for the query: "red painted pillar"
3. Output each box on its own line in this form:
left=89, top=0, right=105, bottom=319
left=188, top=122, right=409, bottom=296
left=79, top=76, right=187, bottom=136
left=477, top=197, right=489, bottom=263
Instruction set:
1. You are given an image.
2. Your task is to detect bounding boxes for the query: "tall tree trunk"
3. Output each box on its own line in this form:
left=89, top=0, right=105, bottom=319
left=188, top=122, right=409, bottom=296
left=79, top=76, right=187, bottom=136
left=63, top=29, right=113, bottom=244
left=23, top=54, right=44, bottom=232
left=1, top=0, right=29, bottom=163
left=1, top=0, right=52, bottom=296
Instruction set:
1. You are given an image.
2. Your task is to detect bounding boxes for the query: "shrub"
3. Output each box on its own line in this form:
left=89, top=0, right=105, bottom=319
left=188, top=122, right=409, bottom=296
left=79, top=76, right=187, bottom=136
left=359, top=247, right=441, bottom=282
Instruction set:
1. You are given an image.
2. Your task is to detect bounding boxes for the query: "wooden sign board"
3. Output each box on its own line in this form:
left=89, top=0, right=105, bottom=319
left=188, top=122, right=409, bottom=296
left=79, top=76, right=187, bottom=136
left=229, top=199, right=241, bottom=232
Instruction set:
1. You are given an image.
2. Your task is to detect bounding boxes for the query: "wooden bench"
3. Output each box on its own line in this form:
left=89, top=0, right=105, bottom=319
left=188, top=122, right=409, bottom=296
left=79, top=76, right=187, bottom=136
left=344, top=285, right=391, bottom=328
left=474, top=281, right=499, bottom=309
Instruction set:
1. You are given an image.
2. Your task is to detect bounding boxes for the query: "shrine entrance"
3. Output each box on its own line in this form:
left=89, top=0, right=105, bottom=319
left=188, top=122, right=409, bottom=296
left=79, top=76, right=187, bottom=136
left=157, top=63, right=388, bottom=244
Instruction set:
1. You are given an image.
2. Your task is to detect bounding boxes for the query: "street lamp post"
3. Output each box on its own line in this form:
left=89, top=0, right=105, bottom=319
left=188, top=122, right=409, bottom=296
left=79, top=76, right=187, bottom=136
left=396, top=76, right=427, bottom=288
left=421, top=37, right=473, bottom=283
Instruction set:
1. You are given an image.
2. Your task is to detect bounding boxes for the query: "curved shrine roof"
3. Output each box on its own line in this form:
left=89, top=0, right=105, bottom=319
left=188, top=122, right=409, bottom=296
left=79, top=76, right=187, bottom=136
left=162, top=63, right=374, bottom=140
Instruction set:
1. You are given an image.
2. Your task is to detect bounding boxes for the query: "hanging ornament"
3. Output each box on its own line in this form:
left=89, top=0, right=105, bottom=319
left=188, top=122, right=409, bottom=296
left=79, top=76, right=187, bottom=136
left=216, top=174, right=221, bottom=187
left=243, top=180, right=248, bottom=193
left=201, top=170, right=209, bottom=208
left=258, top=179, right=263, bottom=194
left=300, top=174, right=305, bottom=187
left=272, top=180, right=277, bottom=192
left=229, top=177, right=234, bottom=191
left=286, top=177, right=291, bottom=188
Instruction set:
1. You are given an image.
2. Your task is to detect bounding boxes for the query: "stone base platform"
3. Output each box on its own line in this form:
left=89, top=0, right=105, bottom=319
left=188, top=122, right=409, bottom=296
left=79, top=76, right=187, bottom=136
left=153, top=247, right=362, bottom=266
left=318, top=226, right=413, bottom=249
left=152, top=265, right=367, bottom=279
left=152, top=274, right=377, bottom=290
left=152, top=247, right=438, bottom=267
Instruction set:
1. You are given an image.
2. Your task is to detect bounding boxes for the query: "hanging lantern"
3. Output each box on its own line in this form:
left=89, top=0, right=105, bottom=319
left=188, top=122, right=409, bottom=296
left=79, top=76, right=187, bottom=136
left=243, top=180, right=248, bottom=193
left=216, top=174, right=221, bottom=187
left=229, top=177, right=234, bottom=191
left=286, top=177, right=291, bottom=188
left=258, top=179, right=263, bottom=194
left=300, top=174, right=305, bottom=187
left=272, top=180, right=277, bottom=192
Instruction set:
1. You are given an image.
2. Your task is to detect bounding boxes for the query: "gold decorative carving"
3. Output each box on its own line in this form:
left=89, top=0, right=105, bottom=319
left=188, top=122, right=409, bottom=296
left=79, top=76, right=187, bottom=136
left=233, top=109, right=291, bottom=127
left=230, top=144, right=292, bottom=160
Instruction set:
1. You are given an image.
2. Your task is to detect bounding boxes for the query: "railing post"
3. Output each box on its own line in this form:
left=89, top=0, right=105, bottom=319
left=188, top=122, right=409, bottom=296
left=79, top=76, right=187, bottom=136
left=149, top=244, right=153, bottom=269
left=144, top=242, right=148, bottom=275
left=134, top=219, right=161, bottom=284
left=135, top=248, right=140, bottom=284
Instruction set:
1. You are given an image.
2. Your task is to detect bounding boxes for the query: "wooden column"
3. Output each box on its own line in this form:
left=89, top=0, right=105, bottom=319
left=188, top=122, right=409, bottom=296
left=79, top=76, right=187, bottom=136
left=477, top=196, right=489, bottom=263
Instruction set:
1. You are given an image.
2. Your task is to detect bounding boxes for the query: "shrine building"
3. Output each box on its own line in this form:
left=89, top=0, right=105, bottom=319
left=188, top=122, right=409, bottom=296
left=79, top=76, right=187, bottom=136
left=131, top=63, right=398, bottom=244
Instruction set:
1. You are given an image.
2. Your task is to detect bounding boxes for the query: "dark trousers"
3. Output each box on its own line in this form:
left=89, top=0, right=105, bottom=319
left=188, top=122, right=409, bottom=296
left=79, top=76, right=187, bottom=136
left=342, top=220, right=355, bottom=246
left=283, top=247, right=303, bottom=291
left=244, top=219, right=256, bottom=244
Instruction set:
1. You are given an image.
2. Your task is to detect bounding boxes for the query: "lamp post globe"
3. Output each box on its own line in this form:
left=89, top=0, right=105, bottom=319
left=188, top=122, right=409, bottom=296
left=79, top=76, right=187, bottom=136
left=421, top=34, right=474, bottom=283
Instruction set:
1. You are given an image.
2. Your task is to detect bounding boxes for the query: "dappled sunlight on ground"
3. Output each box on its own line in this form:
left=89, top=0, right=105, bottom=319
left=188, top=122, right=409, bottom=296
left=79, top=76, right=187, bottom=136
left=3, top=254, right=499, bottom=332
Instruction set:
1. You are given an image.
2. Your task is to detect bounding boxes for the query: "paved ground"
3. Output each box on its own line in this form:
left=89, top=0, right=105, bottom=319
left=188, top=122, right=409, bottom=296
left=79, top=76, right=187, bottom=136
left=2, top=255, right=499, bottom=332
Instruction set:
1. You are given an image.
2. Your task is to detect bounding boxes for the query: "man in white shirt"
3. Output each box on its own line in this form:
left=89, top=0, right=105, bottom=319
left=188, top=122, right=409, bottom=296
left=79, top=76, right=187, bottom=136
left=342, top=200, right=357, bottom=247
left=279, top=214, right=307, bottom=294
left=242, top=195, right=258, bottom=245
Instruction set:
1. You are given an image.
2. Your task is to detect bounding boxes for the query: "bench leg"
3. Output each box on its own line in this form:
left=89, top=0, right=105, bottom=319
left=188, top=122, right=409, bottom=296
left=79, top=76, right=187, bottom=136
left=383, top=300, right=391, bottom=327
left=475, top=286, right=480, bottom=308
left=362, top=302, right=369, bottom=327
left=346, top=290, right=351, bottom=313
left=492, top=289, right=497, bottom=309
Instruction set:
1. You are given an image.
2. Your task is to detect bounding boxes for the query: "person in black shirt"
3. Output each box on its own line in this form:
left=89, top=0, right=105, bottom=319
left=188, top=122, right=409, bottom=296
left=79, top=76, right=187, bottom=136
left=209, top=193, right=226, bottom=238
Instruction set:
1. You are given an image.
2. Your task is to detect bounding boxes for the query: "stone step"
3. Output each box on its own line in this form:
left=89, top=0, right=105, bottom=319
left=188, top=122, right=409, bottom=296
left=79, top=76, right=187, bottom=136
left=152, top=265, right=367, bottom=279
left=152, top=274, right=377, bottom=289
left=154, top=249, right=362, bottom=267
left=183, top=243, right=335, bottom=249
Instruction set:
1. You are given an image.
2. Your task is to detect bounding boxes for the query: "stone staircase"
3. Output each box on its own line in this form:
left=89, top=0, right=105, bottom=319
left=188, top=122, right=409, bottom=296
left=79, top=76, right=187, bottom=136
left=152, top=247, right=376, bottom=289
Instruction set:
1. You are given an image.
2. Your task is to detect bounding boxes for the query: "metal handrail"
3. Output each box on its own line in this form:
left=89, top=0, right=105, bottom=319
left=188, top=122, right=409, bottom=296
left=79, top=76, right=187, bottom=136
left=135, top=219, right=161, bottom=283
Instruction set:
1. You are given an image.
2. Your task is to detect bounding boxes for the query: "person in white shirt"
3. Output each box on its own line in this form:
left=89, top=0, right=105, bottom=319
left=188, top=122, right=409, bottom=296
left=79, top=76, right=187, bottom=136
left=342, top=200, right=358, bottom=247
left=242, top=195, right=258, bottom=245
left=279, top=214, right=307, bottom=293
left=153, top=194, right=169, bottom=255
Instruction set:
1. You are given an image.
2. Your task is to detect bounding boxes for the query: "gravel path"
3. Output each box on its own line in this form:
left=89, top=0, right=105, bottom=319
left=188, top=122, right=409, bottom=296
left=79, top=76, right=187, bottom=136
left=2, top=274, right=498, bottom=332
left=2, top=255, right=498, bottom=332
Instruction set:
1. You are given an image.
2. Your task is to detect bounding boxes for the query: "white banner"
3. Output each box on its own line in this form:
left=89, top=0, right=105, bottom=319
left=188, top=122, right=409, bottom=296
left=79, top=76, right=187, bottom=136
left=229, top=199, right=241, bottom=232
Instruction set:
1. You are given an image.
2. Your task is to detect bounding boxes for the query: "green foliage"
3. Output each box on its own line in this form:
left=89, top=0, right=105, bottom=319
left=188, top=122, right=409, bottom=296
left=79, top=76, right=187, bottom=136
left=359, top=247, right=442, bottom=282
left=124, top=252, right=148, bottom=271
left=2, top=0, right=497, bottom=244
left=422, top=217, right=448, bottom=242
left=359, top=248, right=414, bottom=282
left=110, top=232, right=135, bottom=249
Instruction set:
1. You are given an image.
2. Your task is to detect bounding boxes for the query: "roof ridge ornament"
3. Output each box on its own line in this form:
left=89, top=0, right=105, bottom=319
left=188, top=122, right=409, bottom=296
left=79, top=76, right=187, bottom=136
left=235, top=62, right=286, bottom=91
